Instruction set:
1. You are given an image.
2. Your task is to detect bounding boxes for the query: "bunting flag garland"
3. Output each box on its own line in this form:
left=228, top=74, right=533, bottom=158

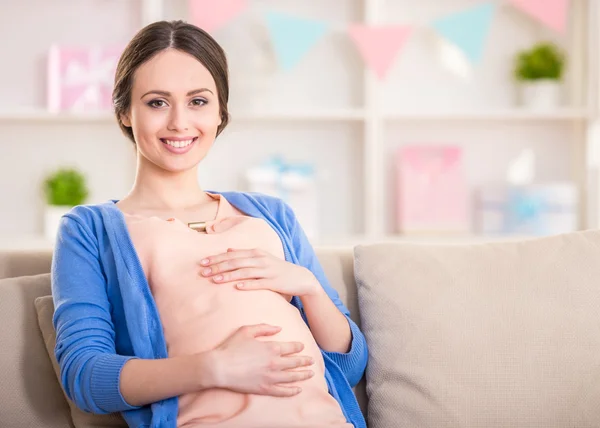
left=347, top=25, right=413, bottom=80
left=507, top=0, right=570, bottom=34
left=264, top=11, right=328, bottom=71
left=185, top=0, right=572, bottom=78
left=431, top=3, right=496, bottom=64
left=189, top=0, right=248, bottom=33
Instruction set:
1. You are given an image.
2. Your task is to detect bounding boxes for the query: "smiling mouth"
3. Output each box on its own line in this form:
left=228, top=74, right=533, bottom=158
left=160, top=137, right=198, bottom=148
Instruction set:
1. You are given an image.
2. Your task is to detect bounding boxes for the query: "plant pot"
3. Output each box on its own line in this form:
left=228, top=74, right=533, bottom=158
left=44, top=205, right=72, bottom=241
left=519, top=80, right=562, bottom=110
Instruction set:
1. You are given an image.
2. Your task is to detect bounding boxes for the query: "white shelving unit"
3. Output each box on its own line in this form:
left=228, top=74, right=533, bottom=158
left=1, top=0, right=600, bottom=246
left=384, top=108, right=590, bottom=121
left=0, top=110, right=118, bottom=123
left=144, top=0, right=600, bottom=240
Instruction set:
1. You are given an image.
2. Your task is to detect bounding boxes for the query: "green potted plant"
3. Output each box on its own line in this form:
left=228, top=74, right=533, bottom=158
left=514, top=42, right=566, bottom=109
left=42, top=167, right=89, bottom=240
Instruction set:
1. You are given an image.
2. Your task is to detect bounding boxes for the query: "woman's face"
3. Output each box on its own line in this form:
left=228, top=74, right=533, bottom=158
left=121, top=48, right=222, bottom=173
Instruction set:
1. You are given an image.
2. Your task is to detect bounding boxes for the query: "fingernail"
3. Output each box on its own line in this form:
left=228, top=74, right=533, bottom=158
left=214, top=275, right=223, bottom=281
left=237, top=282, right=245, bottom=288
left=200, top=259, right=209, bottom=265
left=202, top=268, right=211, bottom=275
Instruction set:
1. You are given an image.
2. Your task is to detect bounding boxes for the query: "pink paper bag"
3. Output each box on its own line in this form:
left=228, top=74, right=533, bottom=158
left=47, top=45, right=123, bottom=113
left=396, top=145, right=470, bottom=233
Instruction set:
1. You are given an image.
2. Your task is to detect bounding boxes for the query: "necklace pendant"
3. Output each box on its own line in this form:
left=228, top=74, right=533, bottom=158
left=187, top=221, right=207, bottom=233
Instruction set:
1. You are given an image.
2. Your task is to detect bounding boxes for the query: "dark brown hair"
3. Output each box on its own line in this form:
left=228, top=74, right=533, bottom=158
left=113, top=20, right=230, bottom=144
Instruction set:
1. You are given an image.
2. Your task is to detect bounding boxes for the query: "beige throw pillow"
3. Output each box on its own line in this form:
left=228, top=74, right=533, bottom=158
left=35, top=295, right=128, bottom=428
left=0, top=274, right=72, bottom=428
left=354, top=231, right=600, bottom=428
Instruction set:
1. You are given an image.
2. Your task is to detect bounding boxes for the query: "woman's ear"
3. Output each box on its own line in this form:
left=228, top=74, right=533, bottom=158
left=120, top=113, right=131, bottom=127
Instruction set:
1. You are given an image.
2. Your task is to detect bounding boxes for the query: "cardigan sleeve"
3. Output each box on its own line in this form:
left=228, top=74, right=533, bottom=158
left=51, top=214, right=141, bottom=414
left=285, top=204, right=369, bottom=388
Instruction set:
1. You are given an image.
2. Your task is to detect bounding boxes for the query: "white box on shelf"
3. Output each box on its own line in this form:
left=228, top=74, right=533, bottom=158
left=476, top=182, right=578, bottom=236
left=245, top=158, right=319, bottom=240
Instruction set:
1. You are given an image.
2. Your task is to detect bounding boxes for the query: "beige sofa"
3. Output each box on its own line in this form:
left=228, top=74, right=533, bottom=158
left=3, top=231, right=600, bottom=428
left=0, top=247, right=366, bottom=428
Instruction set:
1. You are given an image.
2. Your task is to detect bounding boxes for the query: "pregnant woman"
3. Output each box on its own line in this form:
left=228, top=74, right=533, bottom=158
left=51, top=20, right=368, bottom=428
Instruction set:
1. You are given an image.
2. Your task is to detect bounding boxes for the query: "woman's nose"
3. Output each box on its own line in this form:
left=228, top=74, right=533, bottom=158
left=167, top=105, right=189, bottom=132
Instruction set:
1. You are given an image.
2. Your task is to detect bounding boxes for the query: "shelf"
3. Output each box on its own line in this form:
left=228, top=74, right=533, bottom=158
left=384, top=108, right=591, bottom=121
left=232, top=108, right=365, bottom=121
left=0, top=110, right=117, bottom=122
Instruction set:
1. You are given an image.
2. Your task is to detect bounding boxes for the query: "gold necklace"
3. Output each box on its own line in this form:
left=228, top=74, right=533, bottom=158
left=187, top=221, right=207, bottom=232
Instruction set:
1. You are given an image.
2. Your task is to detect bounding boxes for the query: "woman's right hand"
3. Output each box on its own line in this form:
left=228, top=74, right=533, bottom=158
left=206, top=324, right=315, bottom=397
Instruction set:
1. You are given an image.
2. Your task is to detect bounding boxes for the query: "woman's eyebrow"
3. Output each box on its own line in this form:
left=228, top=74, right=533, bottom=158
left=141, top=88, right=214, bottom=98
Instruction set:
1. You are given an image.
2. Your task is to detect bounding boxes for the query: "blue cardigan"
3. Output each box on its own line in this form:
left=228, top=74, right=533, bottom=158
left=51, top=191, right=368, bottom=428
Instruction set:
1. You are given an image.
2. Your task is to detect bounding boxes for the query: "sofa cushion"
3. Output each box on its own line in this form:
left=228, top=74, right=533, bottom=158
left=35, top=295, right=128, bottom=428
left=314, top=247, right=361, bottom=326
left=312, top=247, right=367, bottom=416
left=0, top=273, right=72, bottom=428
left=354, top=231, right=600, bottom=428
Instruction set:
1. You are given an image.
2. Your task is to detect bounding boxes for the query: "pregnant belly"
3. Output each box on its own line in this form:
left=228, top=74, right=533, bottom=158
left=162, top=287, right=322, bottom=363
left=154, top=287, right=348, bottom=427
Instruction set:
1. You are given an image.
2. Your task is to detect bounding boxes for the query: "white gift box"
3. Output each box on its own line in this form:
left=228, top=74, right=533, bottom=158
left=476, top=183, right=578, bottom=236
left=246, top=158, right=319, bottom=240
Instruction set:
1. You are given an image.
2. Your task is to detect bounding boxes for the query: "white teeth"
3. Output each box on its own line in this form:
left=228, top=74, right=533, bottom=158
left=164, top=139, right=193, bottom=148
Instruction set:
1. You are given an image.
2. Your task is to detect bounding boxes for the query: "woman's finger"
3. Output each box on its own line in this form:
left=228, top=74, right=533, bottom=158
left=201, top=257, right=262, bottom=277
left=237, top=324, right=282, bottom=339
left=199, top=250, right=253, bottom=268
left=272, top=341, right=305, bottom=356
left=268, top=369, right=315, bottom=385
left=212, top=267, right=262, bottom=283
left=200, top=248, right=265, bottom=267
left=236, top=281, right=293, bottom=303
left=274, top=355, right=315, bottom=371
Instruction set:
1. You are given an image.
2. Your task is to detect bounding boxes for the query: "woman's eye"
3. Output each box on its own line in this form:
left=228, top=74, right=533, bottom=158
left=148, top=99, right=167, bottom=108
left=191, top=98, right=207, bottom=106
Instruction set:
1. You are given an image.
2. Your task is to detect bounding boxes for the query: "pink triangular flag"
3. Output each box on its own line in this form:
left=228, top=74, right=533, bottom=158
left=348, top=25, right=412, bottom=80
left=508, top=0, right=569, bottom=33
left=189, top=0, right=248, bottom=33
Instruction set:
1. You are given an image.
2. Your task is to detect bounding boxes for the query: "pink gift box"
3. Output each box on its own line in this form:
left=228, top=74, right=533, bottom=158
left=396, top=145, right=470, bottom=233
left=47, top=45, right=123, bottom=113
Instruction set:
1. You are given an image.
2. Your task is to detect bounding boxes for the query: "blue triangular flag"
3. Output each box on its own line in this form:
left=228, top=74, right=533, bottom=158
left=265, top=11, right=328, bottom=71
left=432, top=2, right=496, bottom=64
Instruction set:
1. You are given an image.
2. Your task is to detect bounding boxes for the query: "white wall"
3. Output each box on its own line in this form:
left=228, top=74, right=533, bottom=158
left=0, top=0, right=141, bottom=238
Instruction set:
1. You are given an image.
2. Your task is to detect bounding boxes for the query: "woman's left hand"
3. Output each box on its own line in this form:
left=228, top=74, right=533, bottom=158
left=199, top=248, right=319, bottom=298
